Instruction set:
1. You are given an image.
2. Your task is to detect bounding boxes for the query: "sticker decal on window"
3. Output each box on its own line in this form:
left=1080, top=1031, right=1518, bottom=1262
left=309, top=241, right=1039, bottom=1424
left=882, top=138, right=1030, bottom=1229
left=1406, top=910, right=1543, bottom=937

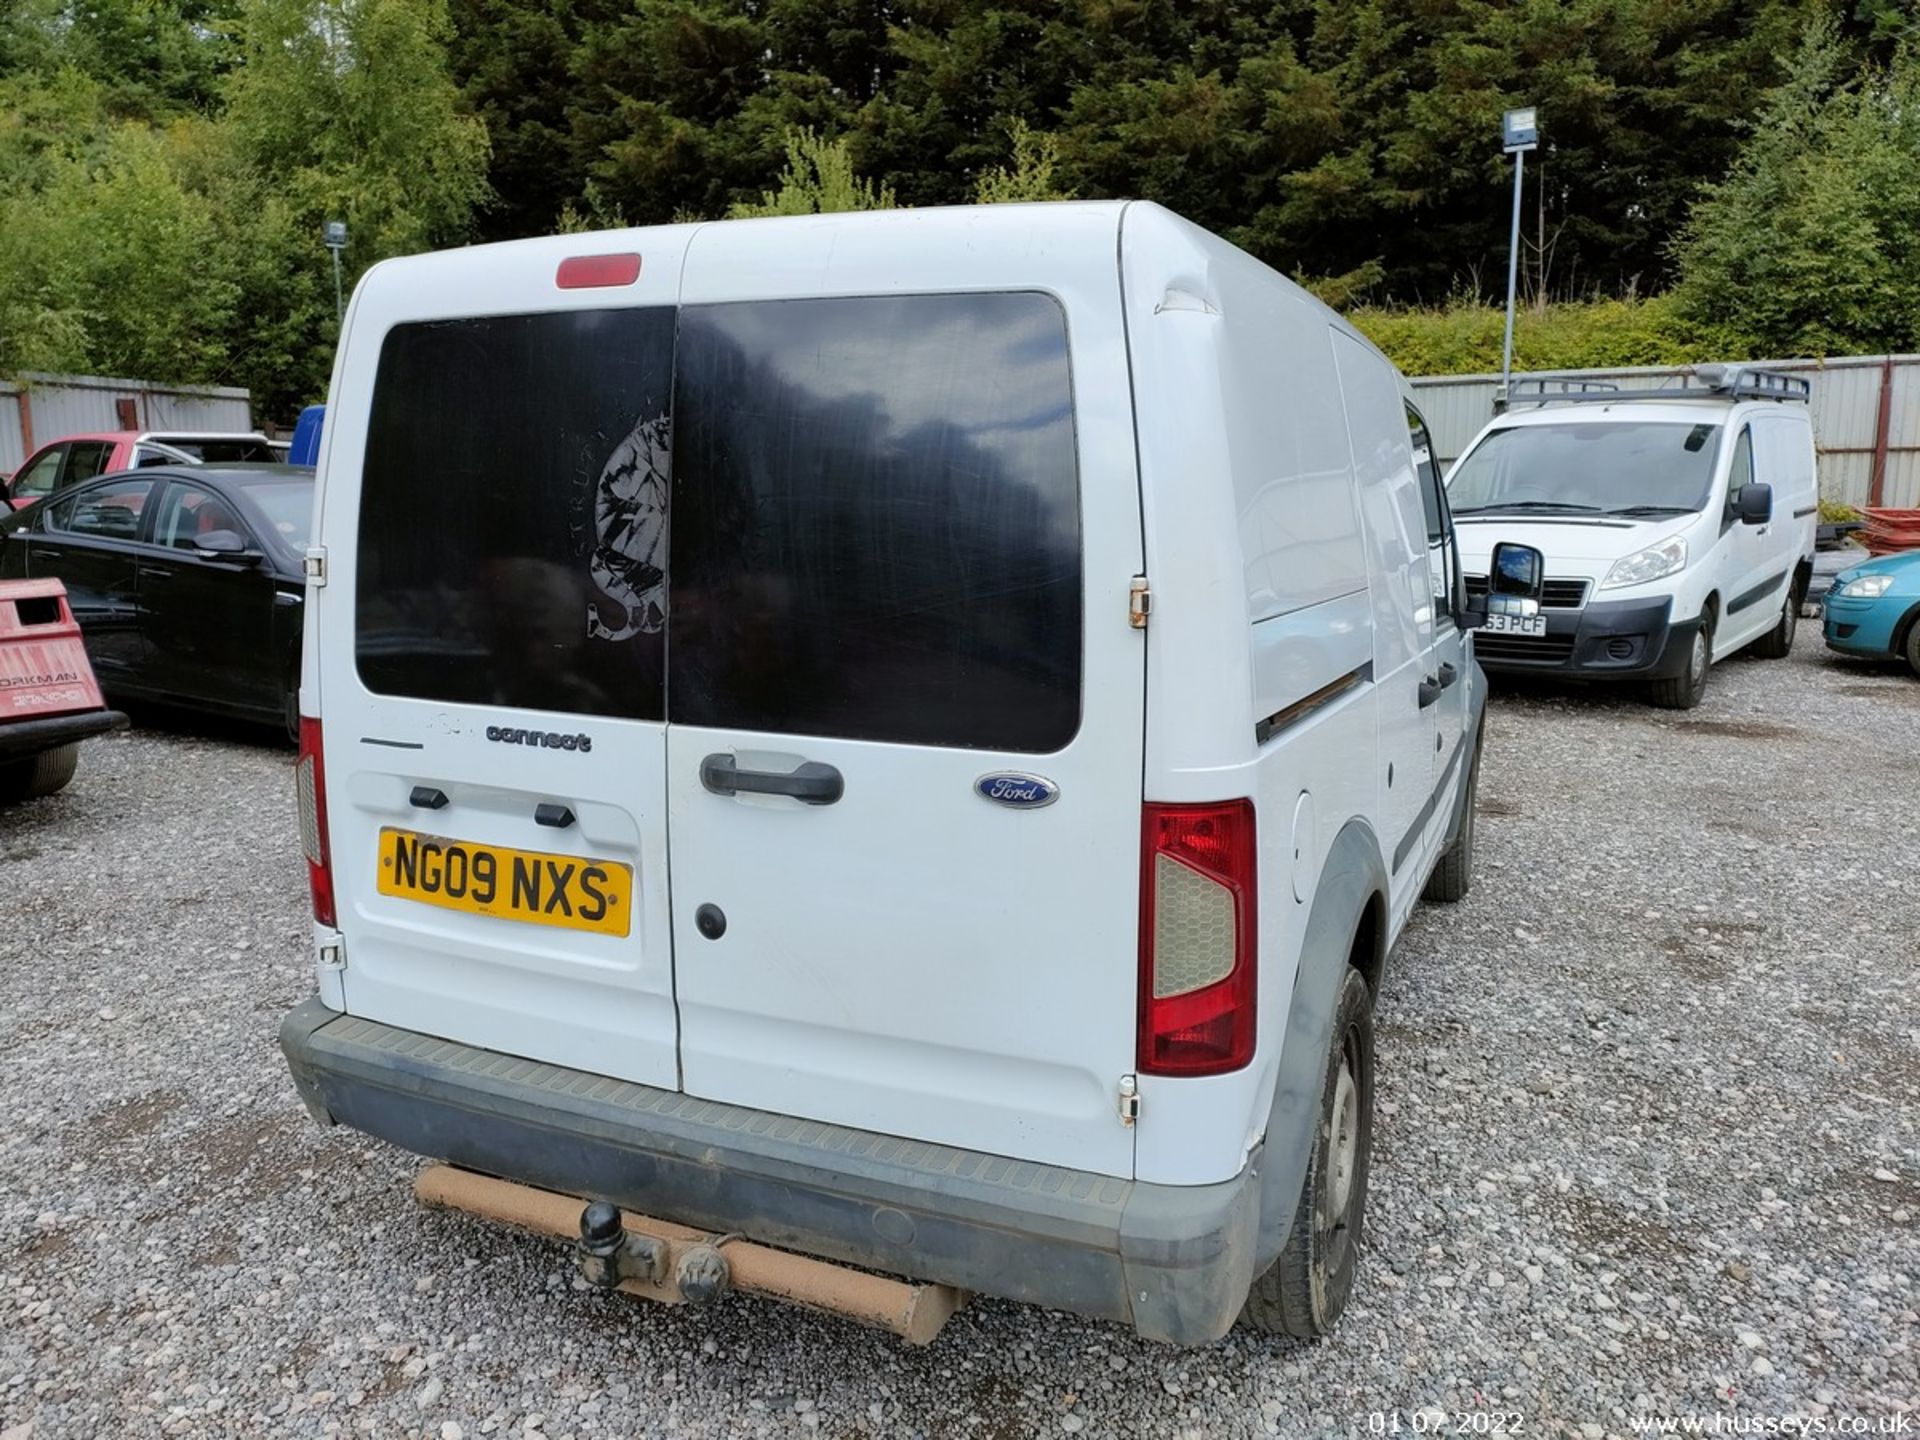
left=587, top=414, right=669, bottom=641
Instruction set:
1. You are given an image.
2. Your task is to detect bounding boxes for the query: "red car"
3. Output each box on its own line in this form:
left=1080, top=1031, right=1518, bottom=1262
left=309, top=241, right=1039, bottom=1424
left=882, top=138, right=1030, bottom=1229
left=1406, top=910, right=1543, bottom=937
left=4, top=431, right=278, bottom=509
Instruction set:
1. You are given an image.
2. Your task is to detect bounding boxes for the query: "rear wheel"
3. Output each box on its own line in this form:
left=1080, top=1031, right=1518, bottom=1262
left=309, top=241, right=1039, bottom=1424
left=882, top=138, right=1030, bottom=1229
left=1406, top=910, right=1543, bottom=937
left=1905, top=621, right=1920, bottom=680
left=1648, top=620, right=1712, bottom=710
left=1752, top=583, right=1798, bottom=659
left=0, top=743, right=79, bottom=804
left=1240, top=965, right=1374, bottom=1338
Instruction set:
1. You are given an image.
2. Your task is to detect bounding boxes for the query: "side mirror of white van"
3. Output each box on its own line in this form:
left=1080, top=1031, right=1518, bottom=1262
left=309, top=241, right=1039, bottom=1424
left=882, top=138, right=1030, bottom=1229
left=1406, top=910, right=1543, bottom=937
left=1732, top=482, right=1773, bottom=526
left=1461, top=541, right=1546, bottom=630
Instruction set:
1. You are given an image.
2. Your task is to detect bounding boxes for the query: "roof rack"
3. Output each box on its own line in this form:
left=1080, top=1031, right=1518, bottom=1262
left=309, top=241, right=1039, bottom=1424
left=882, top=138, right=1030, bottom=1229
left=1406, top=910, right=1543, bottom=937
left=1506, top=365, right=1809, bottom=408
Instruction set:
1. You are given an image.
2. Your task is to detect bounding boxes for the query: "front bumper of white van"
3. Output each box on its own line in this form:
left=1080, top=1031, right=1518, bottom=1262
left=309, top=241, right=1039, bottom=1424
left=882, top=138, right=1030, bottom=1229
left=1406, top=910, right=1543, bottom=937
left=1472, top=594, right=1699, bottom=680
left=279, top=998, right=1264, bottom=1346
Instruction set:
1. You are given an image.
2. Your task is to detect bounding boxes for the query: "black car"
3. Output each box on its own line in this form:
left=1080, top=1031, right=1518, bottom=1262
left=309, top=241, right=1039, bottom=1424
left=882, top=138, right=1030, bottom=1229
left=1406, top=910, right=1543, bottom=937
left=0, top=464, right=313, bottom=735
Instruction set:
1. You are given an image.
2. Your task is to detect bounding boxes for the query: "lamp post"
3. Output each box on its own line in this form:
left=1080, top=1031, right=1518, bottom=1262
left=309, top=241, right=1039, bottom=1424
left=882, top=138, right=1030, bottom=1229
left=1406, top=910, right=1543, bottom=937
left=323, top=220, right=348, bottom=322
left=1498, top=107, right=1538, bottom=410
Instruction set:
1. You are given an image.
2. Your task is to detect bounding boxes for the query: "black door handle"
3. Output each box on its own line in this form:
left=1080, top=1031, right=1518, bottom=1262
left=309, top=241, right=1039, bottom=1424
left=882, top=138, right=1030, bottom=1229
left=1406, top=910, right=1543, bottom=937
left=701, top=753, right=843, bottom=806
left=1437, top=662, right=1458, bottom=689
left=1418, top=676, right=1443, bottom=708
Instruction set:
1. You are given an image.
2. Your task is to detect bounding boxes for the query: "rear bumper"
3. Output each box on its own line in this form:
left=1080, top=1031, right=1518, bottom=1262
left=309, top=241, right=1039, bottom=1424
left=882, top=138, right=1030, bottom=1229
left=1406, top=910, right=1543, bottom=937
left=0, top=708, right=126, bottom=760
left=1473, top=595, right=1697, bottom=681
left=279, top=998, right=1261, bottom=1345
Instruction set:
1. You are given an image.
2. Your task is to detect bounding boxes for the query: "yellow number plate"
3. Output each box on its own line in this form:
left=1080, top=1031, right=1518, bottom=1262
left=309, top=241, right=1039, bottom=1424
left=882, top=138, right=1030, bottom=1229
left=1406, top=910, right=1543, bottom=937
left=376, top=828, right=633, bottom=937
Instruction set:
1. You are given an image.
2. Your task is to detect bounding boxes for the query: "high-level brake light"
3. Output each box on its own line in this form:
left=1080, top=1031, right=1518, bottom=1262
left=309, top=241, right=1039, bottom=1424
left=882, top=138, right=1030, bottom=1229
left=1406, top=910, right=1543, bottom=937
left=556, top=253, right=642, bottom=289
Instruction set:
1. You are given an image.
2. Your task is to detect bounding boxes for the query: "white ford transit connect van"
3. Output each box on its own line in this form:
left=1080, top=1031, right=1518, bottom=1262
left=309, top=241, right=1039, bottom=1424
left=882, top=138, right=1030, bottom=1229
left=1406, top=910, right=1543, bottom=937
left=1447, top=370, right=1817, bottom=709
left=280, top=202, right=1533, bottom=1344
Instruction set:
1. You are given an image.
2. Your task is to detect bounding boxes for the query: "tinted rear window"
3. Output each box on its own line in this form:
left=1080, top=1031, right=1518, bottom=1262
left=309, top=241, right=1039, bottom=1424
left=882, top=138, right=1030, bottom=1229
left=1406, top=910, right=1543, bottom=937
left=356, top=309, right=675, bottom=719
left=670, top=292, right=1082, bottom=752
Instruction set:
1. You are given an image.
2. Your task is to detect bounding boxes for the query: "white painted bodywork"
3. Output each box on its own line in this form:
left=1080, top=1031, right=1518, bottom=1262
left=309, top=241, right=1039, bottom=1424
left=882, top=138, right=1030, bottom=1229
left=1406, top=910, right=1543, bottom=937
left=1448, top=398, right=1818, bottom=661
left=302, top=202, right=1470, bottom=1189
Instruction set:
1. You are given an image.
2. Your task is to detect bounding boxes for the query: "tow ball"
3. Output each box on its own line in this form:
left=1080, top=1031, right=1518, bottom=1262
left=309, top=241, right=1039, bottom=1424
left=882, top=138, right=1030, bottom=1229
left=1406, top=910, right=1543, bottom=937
left=419, top=1167, right=963, bottom=1341
left=577, top=1200, right=732, bottom=1305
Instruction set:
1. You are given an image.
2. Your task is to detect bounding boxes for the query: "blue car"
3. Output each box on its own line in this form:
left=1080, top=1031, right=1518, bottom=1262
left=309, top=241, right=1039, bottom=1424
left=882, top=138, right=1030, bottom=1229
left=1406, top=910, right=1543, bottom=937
left=1823, top=549, right=1920, bottom=675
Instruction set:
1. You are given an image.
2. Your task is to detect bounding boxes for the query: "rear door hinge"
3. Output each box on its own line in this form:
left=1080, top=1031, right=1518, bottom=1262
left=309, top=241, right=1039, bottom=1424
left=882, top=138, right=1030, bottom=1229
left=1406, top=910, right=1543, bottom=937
left=303, top=546, right=328, bottom=587
left=1118, top=1074, right=1140, bottom=1127
left=1128, top=576, right=1151, bottom=629
left=318, top=938, right=345, bottom=972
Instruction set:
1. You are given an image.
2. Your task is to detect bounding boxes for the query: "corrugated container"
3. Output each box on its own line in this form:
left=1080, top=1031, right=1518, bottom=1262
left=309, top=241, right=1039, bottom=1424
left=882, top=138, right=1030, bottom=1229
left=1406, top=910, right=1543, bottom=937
left=1, top=372, right=253, bottom=476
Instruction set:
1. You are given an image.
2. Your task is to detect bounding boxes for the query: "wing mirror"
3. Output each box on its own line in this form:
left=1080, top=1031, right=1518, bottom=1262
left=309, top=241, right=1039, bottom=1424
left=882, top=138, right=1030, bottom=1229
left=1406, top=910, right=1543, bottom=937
left=193, top=529, right=264, bottom=564
left=1733, top=482, right=1773, bottom=526
left=1460, top=541, right=1546, bottom=630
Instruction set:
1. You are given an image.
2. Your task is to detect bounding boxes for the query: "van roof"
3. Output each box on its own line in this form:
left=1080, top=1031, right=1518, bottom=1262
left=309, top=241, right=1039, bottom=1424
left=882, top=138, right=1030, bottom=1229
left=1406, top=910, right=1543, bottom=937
left=1487, top=396, right=1802, bottom=430
left=353, top=200, right=1383, bottom=363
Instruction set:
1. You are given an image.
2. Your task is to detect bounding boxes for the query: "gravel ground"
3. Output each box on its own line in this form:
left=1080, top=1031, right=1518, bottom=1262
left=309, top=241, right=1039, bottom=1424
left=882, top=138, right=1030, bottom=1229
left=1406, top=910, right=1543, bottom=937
left=3, top=635, right=1916, bottom=1440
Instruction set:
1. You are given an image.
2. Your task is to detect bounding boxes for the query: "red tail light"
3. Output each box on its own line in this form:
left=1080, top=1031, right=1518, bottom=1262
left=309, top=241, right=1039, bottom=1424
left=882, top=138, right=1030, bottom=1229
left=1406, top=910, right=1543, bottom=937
left=1138, top=799, right=1256, bottom=1076
left=296, top=716, right=336, bottom=927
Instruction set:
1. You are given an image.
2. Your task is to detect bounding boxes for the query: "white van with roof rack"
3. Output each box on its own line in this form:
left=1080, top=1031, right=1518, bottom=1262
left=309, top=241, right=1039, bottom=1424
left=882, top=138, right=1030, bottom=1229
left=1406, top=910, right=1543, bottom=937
left=279, top=201, right=1542, bottom=1345
left=1446, top=366, right=1818, bottom=709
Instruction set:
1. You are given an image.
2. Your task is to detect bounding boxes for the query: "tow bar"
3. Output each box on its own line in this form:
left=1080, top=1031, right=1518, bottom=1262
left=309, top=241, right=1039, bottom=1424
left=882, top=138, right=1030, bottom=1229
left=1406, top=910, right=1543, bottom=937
left=414, top=1165, right=965, bottom=1344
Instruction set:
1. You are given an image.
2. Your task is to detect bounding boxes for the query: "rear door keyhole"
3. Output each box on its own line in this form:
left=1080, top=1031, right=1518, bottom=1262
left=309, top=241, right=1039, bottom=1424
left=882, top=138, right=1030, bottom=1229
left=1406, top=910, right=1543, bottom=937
left=695, top=904, right=726, bottom=940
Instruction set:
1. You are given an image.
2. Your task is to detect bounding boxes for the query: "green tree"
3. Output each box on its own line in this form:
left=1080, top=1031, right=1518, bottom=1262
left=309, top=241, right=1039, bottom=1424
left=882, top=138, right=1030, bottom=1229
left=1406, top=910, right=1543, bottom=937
left=974, top=117, right=1074, bottom=204
left=447, top=0, right=616, bottom=240
left=0, top=0, right=229, bottom=121
left=217, top=0, right=491, bottom=411
left=0, top=116, right=234, bottom=380
left=224, top=0, right=489, bottom=261
left=1673, top=21, right=1920, bottom=355
left=727, top=126, right=895, bottom=217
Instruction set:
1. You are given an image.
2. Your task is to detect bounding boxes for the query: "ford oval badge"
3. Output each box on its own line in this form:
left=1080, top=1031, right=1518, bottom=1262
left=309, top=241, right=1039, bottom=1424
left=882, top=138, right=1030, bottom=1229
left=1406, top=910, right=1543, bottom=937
left=975, top=772, right=1059, bottom=809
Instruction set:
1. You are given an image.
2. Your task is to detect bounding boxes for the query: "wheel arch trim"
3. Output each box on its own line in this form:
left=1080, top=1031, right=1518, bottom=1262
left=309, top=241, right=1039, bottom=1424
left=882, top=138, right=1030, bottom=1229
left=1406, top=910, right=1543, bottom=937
left=1249, top=816, right=1388, bottom=1273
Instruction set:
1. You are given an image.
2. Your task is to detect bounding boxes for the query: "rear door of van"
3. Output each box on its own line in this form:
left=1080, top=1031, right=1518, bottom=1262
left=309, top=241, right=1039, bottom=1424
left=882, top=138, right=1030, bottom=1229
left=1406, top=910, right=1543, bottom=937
left=313, top=236, right=691, bottom=1091
left=663, top=213, right=1145, bottom=1177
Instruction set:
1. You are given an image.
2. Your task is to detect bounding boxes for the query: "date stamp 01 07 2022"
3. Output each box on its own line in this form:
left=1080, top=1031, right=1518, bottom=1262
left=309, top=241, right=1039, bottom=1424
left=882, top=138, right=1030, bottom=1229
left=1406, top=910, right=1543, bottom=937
left=1366, top=1413, right=1525, bottom=1435
left=1362, top=1412, right=1916, bottom=1437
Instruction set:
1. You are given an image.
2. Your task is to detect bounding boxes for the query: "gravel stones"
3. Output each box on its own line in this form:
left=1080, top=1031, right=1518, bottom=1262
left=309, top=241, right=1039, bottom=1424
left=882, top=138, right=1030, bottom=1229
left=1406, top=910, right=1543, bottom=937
left=2, top=637, right=1916, bottom=1436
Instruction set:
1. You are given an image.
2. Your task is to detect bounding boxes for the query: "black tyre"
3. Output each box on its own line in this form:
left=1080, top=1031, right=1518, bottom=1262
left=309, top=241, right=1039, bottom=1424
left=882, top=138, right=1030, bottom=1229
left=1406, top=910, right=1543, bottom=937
left=0, top=743, right=79, bottom=805
left=1905, top=620, right=1920, bottom=680
left=1423, top=742, right=1478, bottom=904
left=1751, top=583, right=1798, bottom=660
left=1648, top=619, right=1712, bottom=710
left=1241, top=965, right=1375, bottom=1338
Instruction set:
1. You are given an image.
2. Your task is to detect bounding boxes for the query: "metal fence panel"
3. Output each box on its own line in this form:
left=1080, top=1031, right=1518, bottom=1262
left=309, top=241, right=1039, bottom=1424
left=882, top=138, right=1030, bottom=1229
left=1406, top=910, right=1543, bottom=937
left=1409, top=355, right=1920, bottom=510
left=0, top=371, right=252, bottom=475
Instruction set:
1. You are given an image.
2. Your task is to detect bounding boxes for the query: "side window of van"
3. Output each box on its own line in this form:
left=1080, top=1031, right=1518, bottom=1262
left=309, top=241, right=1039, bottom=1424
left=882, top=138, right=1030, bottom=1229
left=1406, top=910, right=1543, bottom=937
left=1408, top=405, right=1457, bottom=621
left=1724, top=426, right=1754, bottom=521
left=671, top=292, right=1082, bottom=753
left=356, top=308, right=677, bottom=719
